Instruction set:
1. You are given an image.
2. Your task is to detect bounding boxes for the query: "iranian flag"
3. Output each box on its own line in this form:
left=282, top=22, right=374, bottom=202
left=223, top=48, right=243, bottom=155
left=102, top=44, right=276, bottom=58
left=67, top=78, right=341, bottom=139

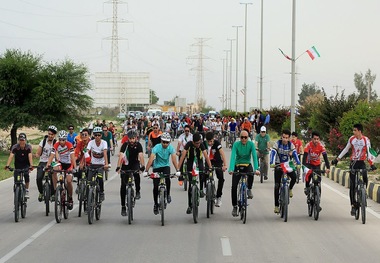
left=368, top=147, right=379, bottom=165
left=303, top=166, right=313, bottom=182
left=306, top=46, right=320, bottom=60
left=280, top=161, right=295, bottom=173
left=192, top=161, right=199, bottom=177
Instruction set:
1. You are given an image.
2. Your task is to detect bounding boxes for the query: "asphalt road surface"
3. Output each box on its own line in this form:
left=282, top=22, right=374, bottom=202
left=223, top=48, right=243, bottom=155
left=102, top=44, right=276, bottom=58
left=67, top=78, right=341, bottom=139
left=1, top=139, right=380, bottom=263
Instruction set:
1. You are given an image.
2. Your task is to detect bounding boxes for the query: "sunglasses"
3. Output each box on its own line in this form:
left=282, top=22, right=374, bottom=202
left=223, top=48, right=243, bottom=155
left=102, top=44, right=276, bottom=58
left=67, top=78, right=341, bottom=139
left=59, top=139, right=66, bottom=141
left=185, top=130, right=190, bottom=132
left=81, top=134, right=88, bottom=137
left=94, top=133, right=102, bottom=137
left=162, top=141, right=170, bottom=144
left=153, top=128, right=158, bottom=130
left=240, top=136, right=248, bottom=139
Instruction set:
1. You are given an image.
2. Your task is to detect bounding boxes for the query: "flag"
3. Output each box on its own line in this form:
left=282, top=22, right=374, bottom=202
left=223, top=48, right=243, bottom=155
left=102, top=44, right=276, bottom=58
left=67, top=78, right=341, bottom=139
left=83, top=148, right=91, bottom=164
left=306, top=46, right=320, bottom=60
left=280, top=161, right=295, bottom=173
left=303, top=165, right=313, bottom=182
left=191, top=160, right=199, bottom=177
left=279, top=48, right=292, bottom=61
left=368, top=147, right=379, bottom=165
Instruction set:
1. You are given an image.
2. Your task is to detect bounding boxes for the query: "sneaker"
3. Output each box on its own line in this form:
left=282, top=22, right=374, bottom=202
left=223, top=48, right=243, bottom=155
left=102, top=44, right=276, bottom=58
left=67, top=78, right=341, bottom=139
left=167, top=195, right=172, bottom=204
left=274, top=206, right=280, bottom=214
left=200, top=190, right=205, bottom=198
left=318, top=206, right=322, bottom=212
left=25, top=190, right=30, bottom=199
left=231, top=206, right=238, bottom=217
left=135, top=192, right=141, bottom=200
left=350, top=206, right=355, bottom=216
left=264, top=175, right=268, bottom=180
left=153, top=204, right=159, bottom=215
left=100, top=192, right=105, bottom=202
left=68, top=198, right=73, bottom=210
left=38, top=193, right=44, bottom=202
left=247, top=189, right=253, bottom=199
left=289, top=189, right=293, bottom=198
left=121, top=206, right=127, bottom=216
left=304, top=187, right=310, bottom=196
left=215, top=197, right=222, bottom=207
left=186, top=207, right=192, bottom=214
left=50, top=195, right=55, bottom=202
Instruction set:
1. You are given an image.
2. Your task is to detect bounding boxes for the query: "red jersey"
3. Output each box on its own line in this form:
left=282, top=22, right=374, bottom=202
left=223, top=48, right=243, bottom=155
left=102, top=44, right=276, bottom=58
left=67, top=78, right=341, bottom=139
left=292, top=139, right=303, bottom=154
left=304, top=141, right=327, bottom=166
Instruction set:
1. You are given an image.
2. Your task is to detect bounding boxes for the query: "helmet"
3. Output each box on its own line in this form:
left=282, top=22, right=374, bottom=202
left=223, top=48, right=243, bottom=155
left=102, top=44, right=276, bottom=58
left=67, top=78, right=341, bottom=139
left=93, top=127, right=102, bottom=133
left=127, top=129, right=138, bottom=139
left=160, top=132, right=171, bottom=142
left=58, top=130, right=67, bottom=139
left=48, top=125, right=58, bottom=134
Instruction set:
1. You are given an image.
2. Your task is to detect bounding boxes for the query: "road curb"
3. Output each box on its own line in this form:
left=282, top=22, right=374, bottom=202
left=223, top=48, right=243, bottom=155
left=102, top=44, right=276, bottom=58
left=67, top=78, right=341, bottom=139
left=321, top=163, right=380, bottom=204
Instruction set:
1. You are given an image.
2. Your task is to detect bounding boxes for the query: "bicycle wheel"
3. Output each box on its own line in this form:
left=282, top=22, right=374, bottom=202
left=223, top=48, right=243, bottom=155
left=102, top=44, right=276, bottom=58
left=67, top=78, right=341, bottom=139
left=260, top=164, right=264, bottom=184
left=111, top=148, right=115, bottom=156
left=206, top=182, right=212, bottom=218
left=21, top=187, right=26, bottom=219
left=105, top=170, right=108, bottom=181
left=78, top=183, right=85, bottom=217
left=354, top=190, right=360, bottom=220
left=55, top=186, right=62, bottom=223
left=192, top=186, right=199, bottom=224
left=63, top=189, right=69, bottom=220
left=14, top=186, right=20, bottom=222
left=296, top=168, right=300, bottom=184
left=242, top=187, right=247, bottom=224
left=127, top=187, right=133, bottom=225
left=210, top=183, right=216, bottom=215
left=237, top=182, right=243, bottom=220
left=159, top=188, right=165, bottom=226
left=87, top=187, right=94, bottom=224
left=283, top=186, right=289, bottom=222
left=307, top=191, right=313, bottom=217
left=95, top=188, right=101, bottom=221
left=360, top=188, right=366, bottom=224
left=313, top=187, right=320, bottom=221
left=44, top=182, right=50, bottom=216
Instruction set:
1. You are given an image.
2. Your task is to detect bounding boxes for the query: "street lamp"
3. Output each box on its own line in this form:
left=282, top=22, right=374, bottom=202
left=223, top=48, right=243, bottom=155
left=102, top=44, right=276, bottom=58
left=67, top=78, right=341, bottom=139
left=290, top=0, right=296, bottom=132
left=233, top=25, right=242, bottom=115
left=227, top=38, right=235, bottom=110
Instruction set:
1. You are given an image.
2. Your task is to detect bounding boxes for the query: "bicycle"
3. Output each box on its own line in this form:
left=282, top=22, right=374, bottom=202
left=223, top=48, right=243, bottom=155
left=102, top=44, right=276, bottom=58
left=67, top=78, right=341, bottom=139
left=295, top=154, right=303, bottom=184
left=53, top=168, right=71, bottom=223
left=87, top=166, right=104, bottom=224
left=275, top=165, right=290, bottom=222
left=186, top=170, right=201, bottom=224
left=257, top=150, right=268, bottom=184
left=180, top=159, right=188, bottom=191
left=351, top=168, right=371, bottom=224
left=233, top=168, right=254, bottom=224
left=8, top=167, right=30, bottom=222
left=306, top=169, right=325, bottom=221
left=121, top=169, right=139, bottom=224
left=146, top=172, right=177, bottom=226
left=226, top=131, right=236, bottom=149
left=205, top=168, right=218, bottom=218
left=42, top=166, right=53, bottom=216
left=77, top=168, right=88, bottom=217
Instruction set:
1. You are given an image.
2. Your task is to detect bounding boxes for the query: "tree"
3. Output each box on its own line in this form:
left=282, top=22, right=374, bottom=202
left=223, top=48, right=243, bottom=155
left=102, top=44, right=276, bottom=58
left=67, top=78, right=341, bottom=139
left=200, top=105, right=215, bottom=113
left=354, top=69, right=377, bottom=102
left=266, top=106, right=289, bottom=135
left=0, top=49, right=93, bottom=146
left=298, top=83, right=321, bottom=106
left=297, top=92, right=324, bottom=131
left=150, top=89, right=159, bottom=104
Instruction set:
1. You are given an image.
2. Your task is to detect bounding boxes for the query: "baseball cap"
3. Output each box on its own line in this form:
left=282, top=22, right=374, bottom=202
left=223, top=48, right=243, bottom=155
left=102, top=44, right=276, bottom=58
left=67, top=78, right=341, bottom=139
left=18, top=133, right=27, bottom=140
left=260, top=126, right=266, bottom=132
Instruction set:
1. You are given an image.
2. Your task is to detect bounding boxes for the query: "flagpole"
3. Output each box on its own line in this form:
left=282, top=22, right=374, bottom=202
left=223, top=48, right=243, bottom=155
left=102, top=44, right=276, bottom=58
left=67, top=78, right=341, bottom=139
left=290, top=0, right=296, bottom=132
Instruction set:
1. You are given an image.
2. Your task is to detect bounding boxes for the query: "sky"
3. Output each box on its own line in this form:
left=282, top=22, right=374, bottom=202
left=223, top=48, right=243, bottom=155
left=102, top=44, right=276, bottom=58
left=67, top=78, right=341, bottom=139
left=1, top=0, right=380, bottom=111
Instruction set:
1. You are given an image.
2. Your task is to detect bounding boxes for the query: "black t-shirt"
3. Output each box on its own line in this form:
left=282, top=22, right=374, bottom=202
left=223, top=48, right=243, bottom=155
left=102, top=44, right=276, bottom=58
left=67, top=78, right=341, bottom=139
left=203, top=139, right=223, bottom=166
left=184, top=141, right=205, bottom=171
left=194, top=120, right=204, bottom=133
left=120, top=142, right=143, bottom=168
left=11, top=144, right=32, bottom=169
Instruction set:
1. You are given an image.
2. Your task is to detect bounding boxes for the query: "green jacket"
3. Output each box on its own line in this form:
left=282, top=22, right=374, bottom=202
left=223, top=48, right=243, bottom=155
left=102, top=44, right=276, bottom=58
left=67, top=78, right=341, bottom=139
left=229, top=140, right=259, bottom=172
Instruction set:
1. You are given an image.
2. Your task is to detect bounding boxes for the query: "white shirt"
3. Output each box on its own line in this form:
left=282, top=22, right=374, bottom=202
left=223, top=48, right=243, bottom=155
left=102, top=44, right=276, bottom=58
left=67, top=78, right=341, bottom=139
left=39, top=139, right=54, bottom=163
left=178, top=133, right=193, bottom=151
left=87, top=139, right=108, bottom=165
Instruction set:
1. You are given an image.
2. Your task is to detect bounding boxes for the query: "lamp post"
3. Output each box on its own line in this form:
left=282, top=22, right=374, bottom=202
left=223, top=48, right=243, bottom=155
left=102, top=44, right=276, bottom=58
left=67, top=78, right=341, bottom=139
left=290, top=0, right=296, bottom=132
left=228, top=38, right=235, bottom=110
left=240, top=2, right=252, bottom=113
left=259, top=0, right=264, bottom=110
left=233, top=25, right=242, bottom=114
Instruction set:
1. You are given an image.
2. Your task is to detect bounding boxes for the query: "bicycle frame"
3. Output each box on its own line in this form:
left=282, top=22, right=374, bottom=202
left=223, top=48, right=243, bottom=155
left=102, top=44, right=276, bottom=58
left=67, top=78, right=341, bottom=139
left=121, top=170, right=138, bottom=224
left=351, top=168, right=368, bottom=224
left=87, top=166, right=103, bottom=224
left=10, top=168, right=29, bottom=222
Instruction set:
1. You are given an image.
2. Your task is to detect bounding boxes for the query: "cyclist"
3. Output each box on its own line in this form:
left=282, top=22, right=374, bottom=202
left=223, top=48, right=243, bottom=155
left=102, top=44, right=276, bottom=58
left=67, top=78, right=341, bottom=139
left=147, top=123, right=162, bottom=153
left=74, top=128, right=92, bottom=192
left=178, top=132, right=212, bottom=214
left=213, top=116, right=224, bottom=140
left=270, top=129, right=301, bottom=214
left=255, top=126, right=270, bottom=180
left=204, top=131, right=227, bottom=207
left=240, top=117, right=252, bottom=138
left=35, top=126, right=57, bottom=202
left=144, top=121, right=154, bottom=154
left=228, top=118, right=238, bottom=144
left=291, top=131, right=304, bottom=181
left=101, top=124, right=114, bottom=167
left=229, top=130, right=260, bottom=217
left=116, top=130, right=145, bottom=216
left=67, top=125, right=77, bottom=147
left=5, top=133, right=33, bottom=198
left=176, top=125, right=193, bottom=173
left=108, top=122, right=117, bottom=147
left=86, top=126, right=109, bottom=202
left=145, top=132, right=180, bottom=215
left=47, top=130, right=77, bottom=209
left=331, top=123, right=377, bottom=216
left=302, top=131, right=330, bottom=210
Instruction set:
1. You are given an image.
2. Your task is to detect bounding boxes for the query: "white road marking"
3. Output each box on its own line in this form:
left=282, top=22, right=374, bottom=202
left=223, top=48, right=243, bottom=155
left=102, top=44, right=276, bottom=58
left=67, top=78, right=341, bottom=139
left=323, top=182, right=380, bottom=219
left=0, top=173, right=118, bottom=263
left=220, top=236, right=232, bottom=256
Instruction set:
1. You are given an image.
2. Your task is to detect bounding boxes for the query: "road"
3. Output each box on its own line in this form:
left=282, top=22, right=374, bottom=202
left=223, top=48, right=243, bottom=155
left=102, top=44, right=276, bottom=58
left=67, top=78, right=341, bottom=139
left=1, top=139, right=380, bottom=263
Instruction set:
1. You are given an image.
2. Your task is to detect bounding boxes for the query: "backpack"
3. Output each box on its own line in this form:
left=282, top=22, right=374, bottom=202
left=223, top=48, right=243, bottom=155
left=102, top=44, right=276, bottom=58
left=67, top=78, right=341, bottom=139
left=42, top=135, right=57, bottom=149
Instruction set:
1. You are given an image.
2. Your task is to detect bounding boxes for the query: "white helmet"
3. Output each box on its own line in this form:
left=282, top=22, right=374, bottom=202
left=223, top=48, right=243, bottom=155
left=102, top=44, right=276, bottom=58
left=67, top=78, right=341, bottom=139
left=48, top=125, right=57, bottom=134
left=58, top=130, right=67, bottom=139
left=160, top=132, right=171, bottom=142
left=93, top=126, right=102, bottom=133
